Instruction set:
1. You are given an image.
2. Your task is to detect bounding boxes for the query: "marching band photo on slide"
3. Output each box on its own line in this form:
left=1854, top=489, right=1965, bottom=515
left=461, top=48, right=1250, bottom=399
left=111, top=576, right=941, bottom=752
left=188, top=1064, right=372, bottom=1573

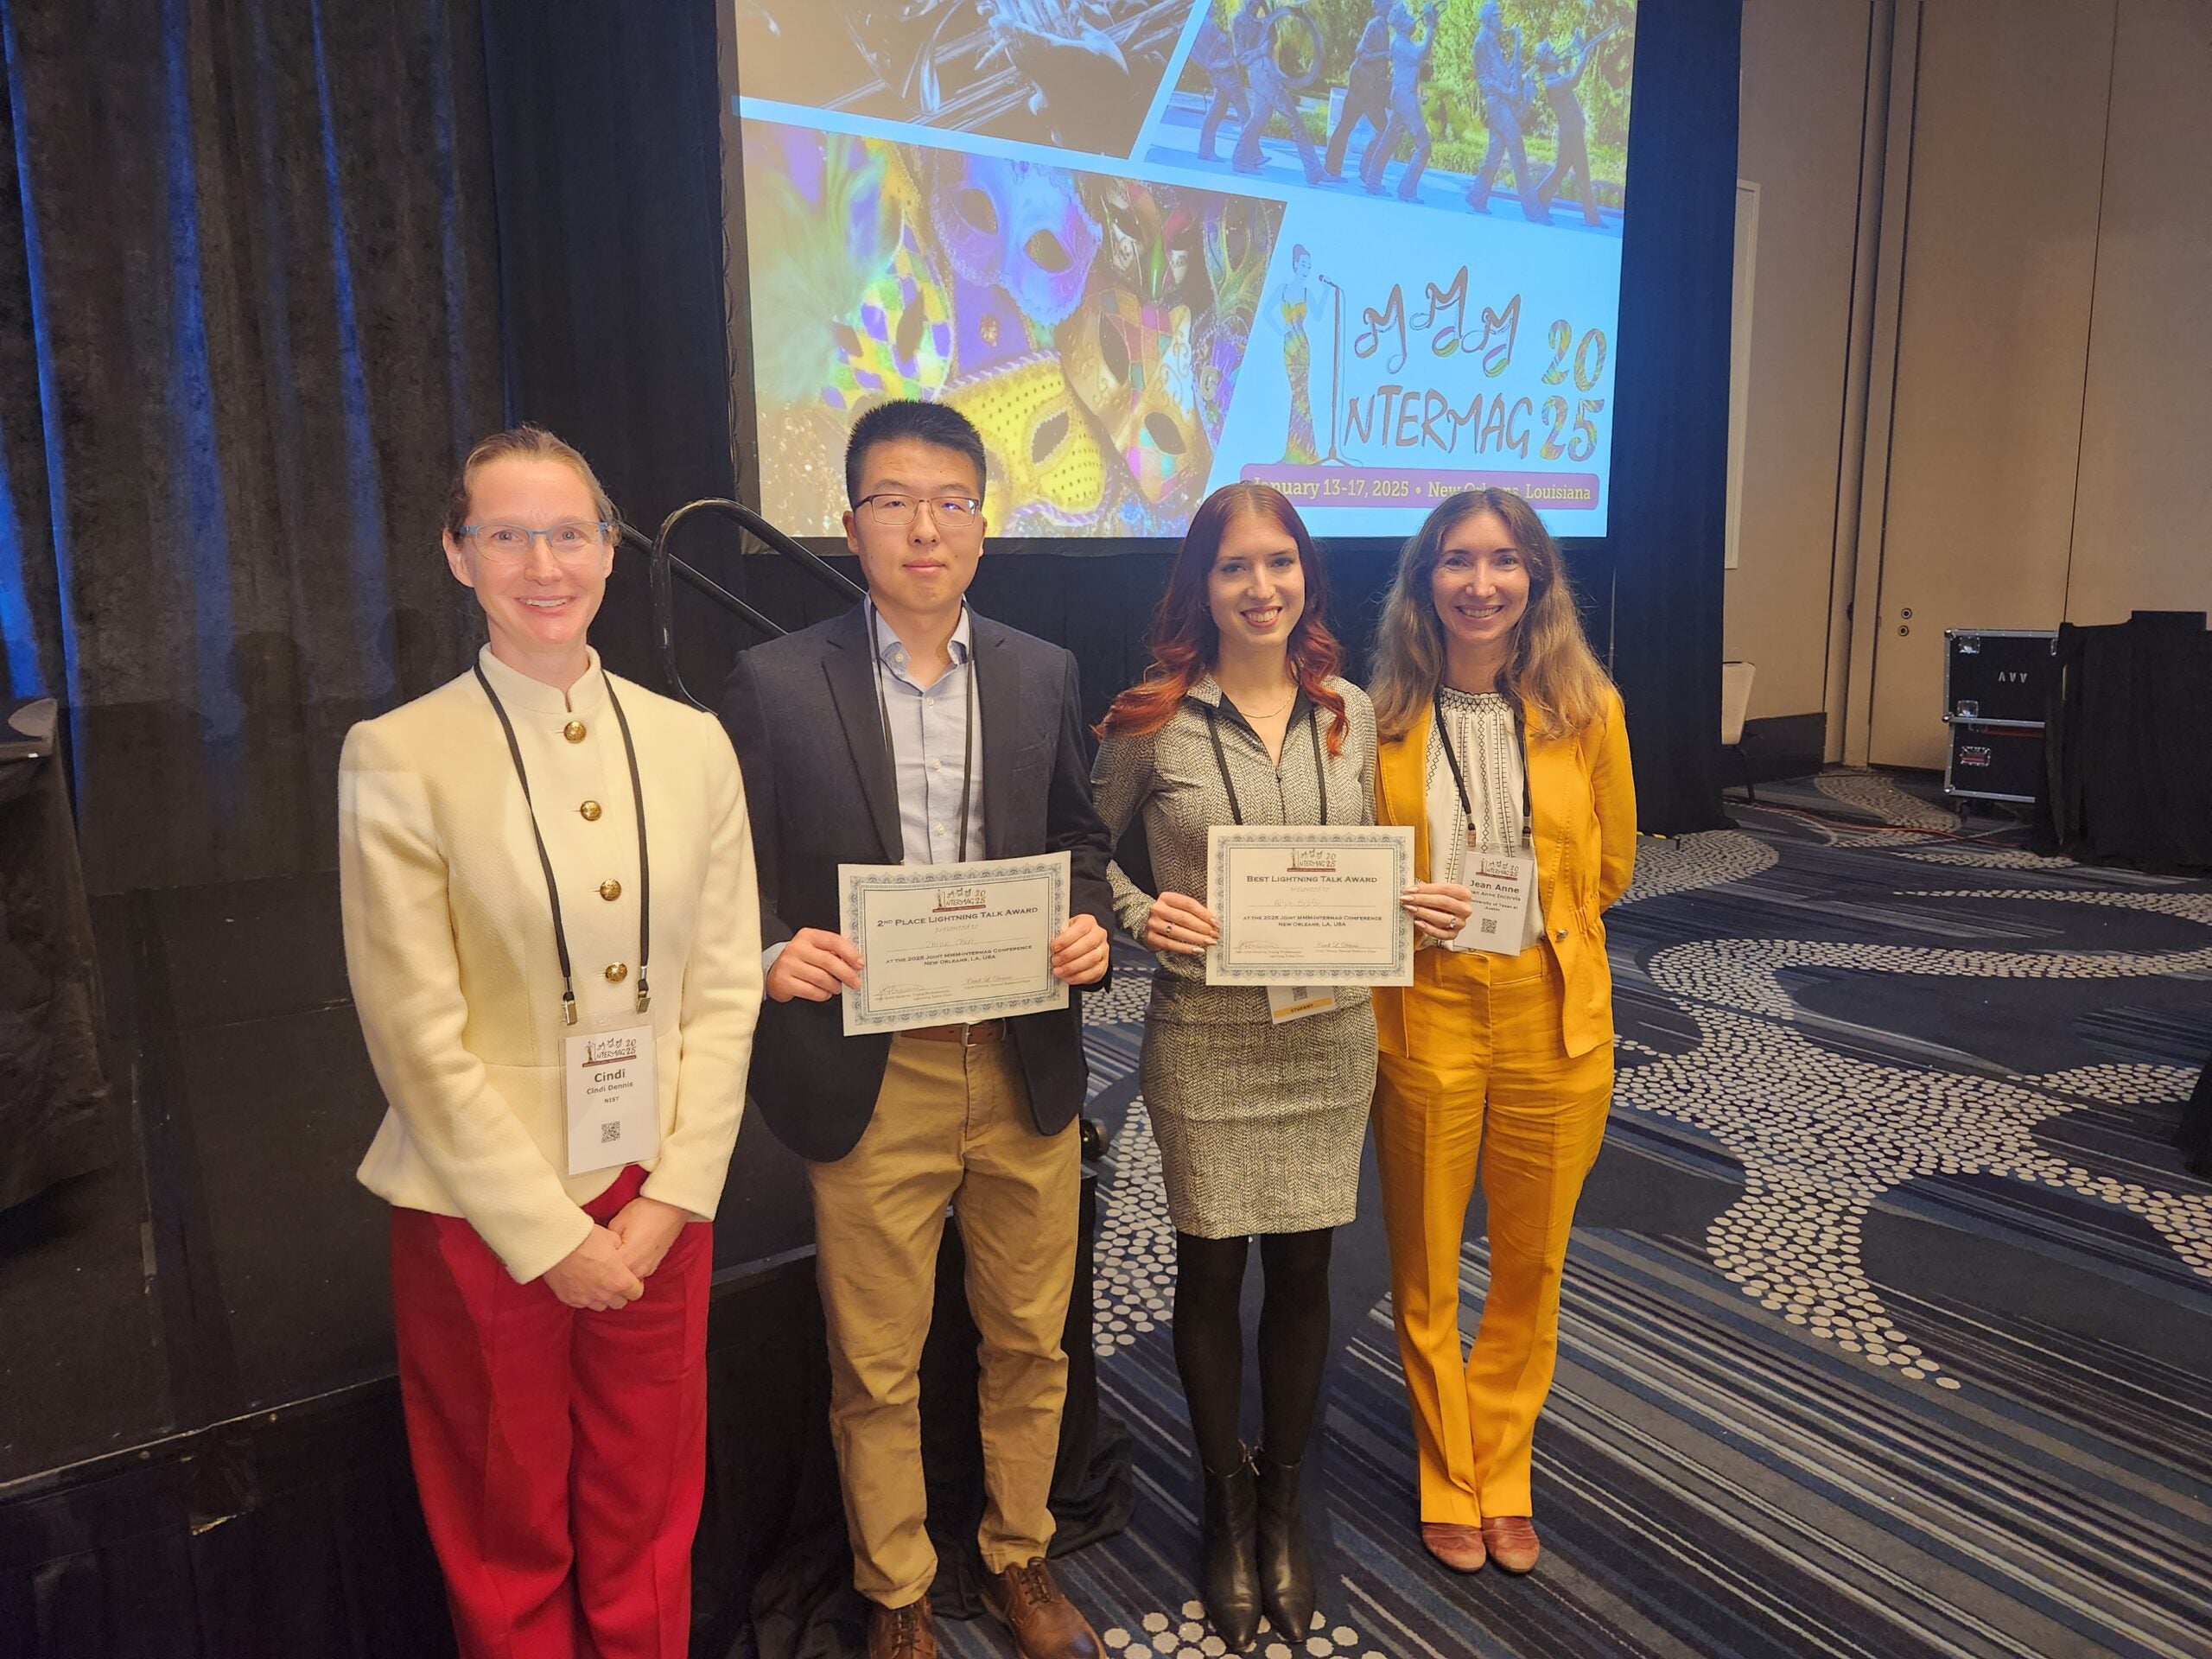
left=1146, top=0, right=1633, bottom=232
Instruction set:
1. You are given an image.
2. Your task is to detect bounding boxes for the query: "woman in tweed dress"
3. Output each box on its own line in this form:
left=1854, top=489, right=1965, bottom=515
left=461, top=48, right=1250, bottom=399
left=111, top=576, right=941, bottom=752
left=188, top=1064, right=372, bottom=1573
left=1092, top=484, right=1470, bottom=1652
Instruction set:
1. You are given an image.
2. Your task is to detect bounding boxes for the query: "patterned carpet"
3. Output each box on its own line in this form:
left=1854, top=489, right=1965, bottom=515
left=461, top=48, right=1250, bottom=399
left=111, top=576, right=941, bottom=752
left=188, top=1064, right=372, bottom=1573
left=949, top=772, right=2212, bottom=1659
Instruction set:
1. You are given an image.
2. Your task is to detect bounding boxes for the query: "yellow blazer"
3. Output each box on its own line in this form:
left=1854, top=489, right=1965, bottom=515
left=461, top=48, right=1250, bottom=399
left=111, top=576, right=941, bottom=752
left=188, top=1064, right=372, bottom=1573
left=1372, top=688, right=1637, bottom=1060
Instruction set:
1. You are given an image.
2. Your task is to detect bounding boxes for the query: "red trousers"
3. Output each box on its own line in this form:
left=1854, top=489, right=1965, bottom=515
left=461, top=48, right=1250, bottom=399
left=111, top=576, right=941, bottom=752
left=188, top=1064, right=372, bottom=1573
left=390, top=1164, right=711, bottom=1659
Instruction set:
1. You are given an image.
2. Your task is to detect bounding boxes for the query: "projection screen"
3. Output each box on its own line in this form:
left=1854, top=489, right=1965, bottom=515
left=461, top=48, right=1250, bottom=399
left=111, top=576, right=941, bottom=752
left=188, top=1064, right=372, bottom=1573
left=723, top=2, right=1637, bottom=538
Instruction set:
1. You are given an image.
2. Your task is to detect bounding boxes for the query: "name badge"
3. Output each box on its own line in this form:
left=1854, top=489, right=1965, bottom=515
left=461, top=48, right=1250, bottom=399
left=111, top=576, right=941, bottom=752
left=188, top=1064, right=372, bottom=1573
left=1266, top=983, right=1334, bottom=1025
left=563, top=1023, right=659, bottom=1177
left=1452, top=838, right=1536, bottom=956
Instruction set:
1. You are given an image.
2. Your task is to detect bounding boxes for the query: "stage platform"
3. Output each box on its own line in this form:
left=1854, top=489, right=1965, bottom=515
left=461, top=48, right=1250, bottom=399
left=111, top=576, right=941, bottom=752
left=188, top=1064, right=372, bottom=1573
left=0, top=872, right=1126, bottom=1659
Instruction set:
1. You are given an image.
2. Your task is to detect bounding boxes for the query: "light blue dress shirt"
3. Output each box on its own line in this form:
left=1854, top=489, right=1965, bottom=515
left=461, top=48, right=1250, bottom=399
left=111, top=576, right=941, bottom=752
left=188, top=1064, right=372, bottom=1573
left=869, top=601, right=988, bottom=867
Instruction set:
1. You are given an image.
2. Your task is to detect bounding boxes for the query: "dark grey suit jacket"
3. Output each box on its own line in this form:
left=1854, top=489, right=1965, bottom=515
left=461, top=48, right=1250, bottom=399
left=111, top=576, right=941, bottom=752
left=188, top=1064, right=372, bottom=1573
left=721, top=604, right=1115, bottom=1162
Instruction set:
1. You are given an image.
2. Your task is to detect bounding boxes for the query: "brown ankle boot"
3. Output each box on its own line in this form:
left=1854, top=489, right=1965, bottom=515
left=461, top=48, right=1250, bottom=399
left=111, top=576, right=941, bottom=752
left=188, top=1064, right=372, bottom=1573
left=1421, top=1521, right=1488, bottom=1573
left=1481, top=1515, right=1541, bottom=1573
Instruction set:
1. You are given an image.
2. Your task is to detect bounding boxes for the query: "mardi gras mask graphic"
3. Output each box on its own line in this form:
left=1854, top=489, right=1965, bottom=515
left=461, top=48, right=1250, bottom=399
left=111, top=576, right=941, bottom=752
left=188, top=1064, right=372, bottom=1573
left=824, top=219, right=954, bottom=410
left=929, top=152, right=1099, bottom=329
left=947, top=273, right=1040, bottom=380
left=1059, top=289, right=1211, bottom=506
left=1089, top=181, right=1215, bottom=309
left=1056, top=179, right=1216, bottom=504
left=747, top=127, right=904, bottom=408
left=944, top=353, right=1109, bottom=525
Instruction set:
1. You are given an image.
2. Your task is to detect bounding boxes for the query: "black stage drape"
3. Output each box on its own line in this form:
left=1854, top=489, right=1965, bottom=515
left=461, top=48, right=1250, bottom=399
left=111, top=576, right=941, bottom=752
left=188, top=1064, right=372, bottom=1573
left=0, top=0, right=505, bottom=894
left=477, top=0, right=759, bottom=699
left=2047, top=614, right=2212, bottom=873
left=1603, top=0, right=1738, bottom=833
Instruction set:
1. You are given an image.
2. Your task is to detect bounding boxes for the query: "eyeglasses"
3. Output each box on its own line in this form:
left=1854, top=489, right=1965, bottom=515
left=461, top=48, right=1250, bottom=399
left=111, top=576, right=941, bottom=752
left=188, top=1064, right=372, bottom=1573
left=458, top=521, right=613, bottom=560
left=853, top=493, right=983, bottom=530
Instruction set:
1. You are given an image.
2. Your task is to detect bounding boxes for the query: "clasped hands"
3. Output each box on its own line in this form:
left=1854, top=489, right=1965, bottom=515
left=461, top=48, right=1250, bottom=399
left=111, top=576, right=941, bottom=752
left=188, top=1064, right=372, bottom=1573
left=541, top=1194, right=693, bottom=1312
left=765, top=915, right=1110, bottom=1003
left=1144, top=880, right=1474, bottom=956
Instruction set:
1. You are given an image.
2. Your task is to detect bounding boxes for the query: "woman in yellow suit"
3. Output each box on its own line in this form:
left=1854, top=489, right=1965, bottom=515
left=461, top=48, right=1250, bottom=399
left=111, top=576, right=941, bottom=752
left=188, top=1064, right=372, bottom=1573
left=1367, top=486, right=1635, bottom=1577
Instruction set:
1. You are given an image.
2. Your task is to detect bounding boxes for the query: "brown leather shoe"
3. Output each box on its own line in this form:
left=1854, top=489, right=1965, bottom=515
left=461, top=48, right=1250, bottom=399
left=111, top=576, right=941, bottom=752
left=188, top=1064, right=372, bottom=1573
left=866, top=1595, right=938, bottom=1659
left=1481, top=1515, right=1541, bottom=1574
left=1421, top=1522, right=1488, bottom=1573
left=982, top=1557, right=1103, bottom=1659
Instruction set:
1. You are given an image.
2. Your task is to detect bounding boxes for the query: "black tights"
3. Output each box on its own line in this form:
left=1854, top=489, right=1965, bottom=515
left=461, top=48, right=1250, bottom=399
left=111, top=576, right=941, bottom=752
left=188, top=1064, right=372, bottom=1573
left=1173, top=1228, right=1335, bottom=1473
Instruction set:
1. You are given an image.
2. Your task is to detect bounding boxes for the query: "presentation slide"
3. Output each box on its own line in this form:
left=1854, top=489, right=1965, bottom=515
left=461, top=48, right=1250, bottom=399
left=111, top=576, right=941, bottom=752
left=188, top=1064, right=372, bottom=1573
left=728, top=2, right=1636, bottom=538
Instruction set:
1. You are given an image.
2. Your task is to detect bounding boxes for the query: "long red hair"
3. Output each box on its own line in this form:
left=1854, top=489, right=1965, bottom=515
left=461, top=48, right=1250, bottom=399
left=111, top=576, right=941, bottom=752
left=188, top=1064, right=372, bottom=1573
left=1098, top=483, right=1350, bottom=753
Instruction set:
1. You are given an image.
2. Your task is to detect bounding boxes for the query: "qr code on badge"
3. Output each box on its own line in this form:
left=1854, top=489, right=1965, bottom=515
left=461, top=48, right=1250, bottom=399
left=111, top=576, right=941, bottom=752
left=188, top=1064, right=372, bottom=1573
left=1478, top=917, right=1497, bottom=935
left=601, top=1121, right=621, bottom=1144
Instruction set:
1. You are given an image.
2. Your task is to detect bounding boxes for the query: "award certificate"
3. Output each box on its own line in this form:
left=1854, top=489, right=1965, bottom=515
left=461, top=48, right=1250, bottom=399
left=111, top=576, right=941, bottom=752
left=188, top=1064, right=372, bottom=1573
left=1205, top=825, right=1415, bottom=987
left=839, top=851, right=1071, bottom=1035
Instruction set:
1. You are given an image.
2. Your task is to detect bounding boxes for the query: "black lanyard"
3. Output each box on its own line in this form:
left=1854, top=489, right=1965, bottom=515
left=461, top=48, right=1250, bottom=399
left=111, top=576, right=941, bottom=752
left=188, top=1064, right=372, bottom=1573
left=1203, top=693, right=1329, bottom=828
left=475, top=663, right=652, bottom=1027
left=1433, top=688, right=1532, bottom=849
left=868, top=600, right=976, bottom=863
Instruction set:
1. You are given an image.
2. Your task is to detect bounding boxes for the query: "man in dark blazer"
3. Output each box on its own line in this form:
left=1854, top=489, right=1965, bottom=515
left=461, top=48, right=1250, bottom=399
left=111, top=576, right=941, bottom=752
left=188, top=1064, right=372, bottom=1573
left=721, top=400, right=1112, bottom=1659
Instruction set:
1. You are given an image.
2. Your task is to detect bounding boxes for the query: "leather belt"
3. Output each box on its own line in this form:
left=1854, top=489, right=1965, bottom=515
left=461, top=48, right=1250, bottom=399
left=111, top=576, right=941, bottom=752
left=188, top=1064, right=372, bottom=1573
left=903, top=1020, right=1006, bottom=1046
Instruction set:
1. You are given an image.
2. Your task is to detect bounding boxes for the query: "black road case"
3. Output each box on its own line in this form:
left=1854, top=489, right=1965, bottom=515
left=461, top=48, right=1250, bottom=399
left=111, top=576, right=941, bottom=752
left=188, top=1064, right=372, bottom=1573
left=1945, top=720, right=2045, bottom=804
left=1944, top=628, right=2057, bottom=725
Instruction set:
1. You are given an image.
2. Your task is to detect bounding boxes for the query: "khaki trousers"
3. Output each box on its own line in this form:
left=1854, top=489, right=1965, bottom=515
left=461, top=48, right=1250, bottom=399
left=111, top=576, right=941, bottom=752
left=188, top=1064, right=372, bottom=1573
left=807, top=1033, right=1081, bottom=1606
left=1373, top=941, right=1613, bottom=1522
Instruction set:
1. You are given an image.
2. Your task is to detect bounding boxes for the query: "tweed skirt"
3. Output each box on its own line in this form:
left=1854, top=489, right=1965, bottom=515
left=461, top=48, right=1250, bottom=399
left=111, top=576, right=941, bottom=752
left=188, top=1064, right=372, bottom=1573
left=1138, top=981, right=1379, bottom=1239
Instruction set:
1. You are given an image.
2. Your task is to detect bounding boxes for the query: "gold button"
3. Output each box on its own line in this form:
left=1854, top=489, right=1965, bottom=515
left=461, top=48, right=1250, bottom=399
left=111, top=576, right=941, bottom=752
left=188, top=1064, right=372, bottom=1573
left=580, top=800, right=602, bottom=822
left=599, top=880, right=622, bottom=901
left=605, top=963, right=628, bottom=983
left=563, top=720, right=587, bottom=743
left=1555, top=928, right=1569, bottom=941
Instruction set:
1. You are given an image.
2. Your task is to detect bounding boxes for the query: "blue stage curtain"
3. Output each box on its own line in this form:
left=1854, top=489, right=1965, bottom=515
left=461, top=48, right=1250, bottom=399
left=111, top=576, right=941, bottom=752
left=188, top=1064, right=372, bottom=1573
left=0, top=0, right=505, bottom=893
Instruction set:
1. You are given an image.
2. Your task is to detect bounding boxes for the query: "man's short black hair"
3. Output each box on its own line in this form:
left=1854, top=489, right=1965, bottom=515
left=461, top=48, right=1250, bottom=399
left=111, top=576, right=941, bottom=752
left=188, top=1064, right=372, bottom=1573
left=843, top=400, right=988, bottom=506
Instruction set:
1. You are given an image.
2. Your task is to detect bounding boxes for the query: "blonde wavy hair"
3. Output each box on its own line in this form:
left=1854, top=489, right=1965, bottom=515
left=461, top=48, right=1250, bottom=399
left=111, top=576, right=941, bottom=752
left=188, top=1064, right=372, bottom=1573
left=1369, top=487, right=1613, bottom=741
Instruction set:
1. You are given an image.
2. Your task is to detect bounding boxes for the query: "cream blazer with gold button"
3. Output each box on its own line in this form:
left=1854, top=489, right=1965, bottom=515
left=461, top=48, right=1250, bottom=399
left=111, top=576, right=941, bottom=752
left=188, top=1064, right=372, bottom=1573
left=340, top=647, right=763, bottom=1282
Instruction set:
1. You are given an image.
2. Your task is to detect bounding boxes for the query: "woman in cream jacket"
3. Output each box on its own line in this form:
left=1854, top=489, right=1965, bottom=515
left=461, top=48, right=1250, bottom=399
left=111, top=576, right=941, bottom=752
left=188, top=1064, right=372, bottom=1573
left=340, top=426, right=761, bottom=1659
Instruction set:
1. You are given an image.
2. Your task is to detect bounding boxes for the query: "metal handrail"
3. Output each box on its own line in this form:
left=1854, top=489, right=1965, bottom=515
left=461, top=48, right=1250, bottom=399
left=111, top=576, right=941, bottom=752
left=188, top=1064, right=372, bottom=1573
left=642, top=499, right=866, bottom=709
left=661, top=500, right=864, bottom=603
left=616, top=522, right=783, bottom=638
